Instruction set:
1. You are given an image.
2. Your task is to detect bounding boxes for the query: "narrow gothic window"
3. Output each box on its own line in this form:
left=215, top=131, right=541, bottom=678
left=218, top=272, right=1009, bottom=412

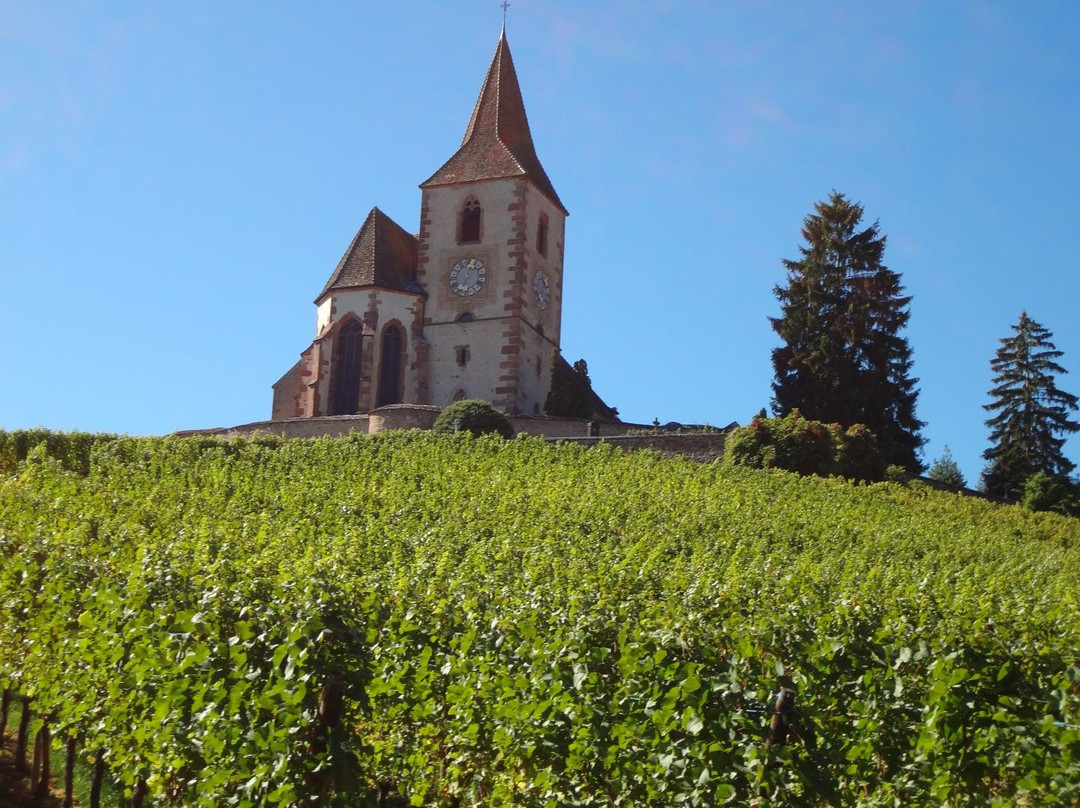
left=453, top=389, right=467, bottom=402
left=459, top=198, right=481, bottom=244
left=376, top=323, right=405, bottom=407
left=536, top=213, right=548, bottom=257
left=331, top=319, right=365, bottom=415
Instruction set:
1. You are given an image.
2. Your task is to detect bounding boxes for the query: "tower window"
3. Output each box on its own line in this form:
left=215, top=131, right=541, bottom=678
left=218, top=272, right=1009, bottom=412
left=455, top=346, right=470, bottom=367
left=457, top=312, right=474, bottom=323
left=459, top=197, right=481, bottom=244
left=536, top=213, right=548, bottom=257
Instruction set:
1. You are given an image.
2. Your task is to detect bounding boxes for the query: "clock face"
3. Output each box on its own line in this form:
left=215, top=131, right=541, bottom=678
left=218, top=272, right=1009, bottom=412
left=449, top=257, right=487, bottom=296
left=534, top=270, right=551, bottom=310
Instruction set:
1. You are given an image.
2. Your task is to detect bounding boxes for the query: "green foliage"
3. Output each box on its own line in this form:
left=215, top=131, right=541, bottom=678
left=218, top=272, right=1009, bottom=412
left=770, top=191, right=925, bottom=472
left=724, top=410, right=885, bottom=481
left=927, top=445, right=967, bottom=488
left=0, top=428, right=117, bottom=475
left=432, top=399, right=514, bottom=439
left=1021, top=471, right=1080, bottom=517
left=982, top=312, right=1079, bottom=499
left=545, top=353, right=594, bottom=418
left=1, top=430, right=1079, bottom=805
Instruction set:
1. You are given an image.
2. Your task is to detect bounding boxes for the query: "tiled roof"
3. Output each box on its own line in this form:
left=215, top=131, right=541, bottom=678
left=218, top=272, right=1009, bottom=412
left=421, top=31, right=566, bottom=215
left=317, top=207, right=420, bottom=300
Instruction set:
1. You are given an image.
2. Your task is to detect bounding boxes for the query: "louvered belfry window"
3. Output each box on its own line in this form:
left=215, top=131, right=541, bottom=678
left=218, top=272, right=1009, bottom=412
left=331, top=319, right=365, bottom=415
left=459, top=198, right=481, bottom=243
left=377, top=323, right=405, bottom=407
left=536, top=213, right=548, bottom=256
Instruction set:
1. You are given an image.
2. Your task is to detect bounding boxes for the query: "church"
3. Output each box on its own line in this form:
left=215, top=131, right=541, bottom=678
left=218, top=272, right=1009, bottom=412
left=271, top=28, right=604, bottom=422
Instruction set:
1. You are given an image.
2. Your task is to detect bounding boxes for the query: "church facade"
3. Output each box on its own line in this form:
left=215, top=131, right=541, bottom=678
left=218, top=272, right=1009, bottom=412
left=272, top=30, right=573, bottom=421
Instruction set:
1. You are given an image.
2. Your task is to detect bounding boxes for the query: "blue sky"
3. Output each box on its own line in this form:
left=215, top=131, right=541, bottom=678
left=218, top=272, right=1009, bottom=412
left=2, top=1, right=1078, bottom=485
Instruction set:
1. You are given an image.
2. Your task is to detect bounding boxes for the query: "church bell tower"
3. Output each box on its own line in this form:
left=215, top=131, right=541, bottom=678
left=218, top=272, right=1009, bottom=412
left=416, top=29, right=567, bottom=415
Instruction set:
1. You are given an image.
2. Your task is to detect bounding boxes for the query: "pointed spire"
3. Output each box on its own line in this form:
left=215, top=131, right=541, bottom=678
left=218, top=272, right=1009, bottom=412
left=421, top=31, right=566, bottom=214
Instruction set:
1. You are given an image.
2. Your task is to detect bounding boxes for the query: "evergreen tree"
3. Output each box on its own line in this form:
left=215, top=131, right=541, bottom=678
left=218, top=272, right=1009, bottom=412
left=770, top=191, right=925, bottom=470
left=981, top=312, right=1079, bottom=499
left=927, top=446, right=967, bottom=488
left=545, top=354, right=594, bottom=418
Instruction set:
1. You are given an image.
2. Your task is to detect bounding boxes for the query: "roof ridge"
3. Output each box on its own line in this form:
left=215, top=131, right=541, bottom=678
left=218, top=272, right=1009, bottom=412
left=316, top=208, right=419, bottom=302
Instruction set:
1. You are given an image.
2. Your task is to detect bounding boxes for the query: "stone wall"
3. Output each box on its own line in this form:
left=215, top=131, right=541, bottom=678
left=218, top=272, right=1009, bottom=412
left=176, top=414, right=370, bottom=440
left=178, top=407, right=731, bottom=464
left=551, top=433, right=729, bottom=463
left=368, top=405, right=442, bottom=432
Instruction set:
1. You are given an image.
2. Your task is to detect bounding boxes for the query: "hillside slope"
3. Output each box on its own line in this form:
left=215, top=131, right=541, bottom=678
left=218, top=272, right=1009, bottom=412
left=1, top=431, right=1078, bottom=806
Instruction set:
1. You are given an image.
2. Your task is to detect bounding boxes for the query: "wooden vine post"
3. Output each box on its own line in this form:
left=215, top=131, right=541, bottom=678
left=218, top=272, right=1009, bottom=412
left=0, top=690, right=10, bottom=743
left=64, top=736, right=78, bottom=808
left=307, top=675, right=344, bottom=803
left=765, top=682, right=816, bottom=751
left=33, top=721, right=51, bottom=799
left=89, top=749, right=105, bottom=808
left=14, top=695, right=31, bottom=772
left=131, top=777, right=149, bottom=808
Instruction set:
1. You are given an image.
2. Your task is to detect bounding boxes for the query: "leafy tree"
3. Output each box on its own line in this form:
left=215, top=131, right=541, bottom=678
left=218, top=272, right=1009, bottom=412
left=432, top=399, right=514, bottom=439
left=770, top=191, right=924, bottom=471
left=981, top=312, right=1079, bottom=499
left=1020, top=471, right=1080, bottom=517
left=927, top=446, right=967, bottom=488
left=545, top=354, right=594, bottom=418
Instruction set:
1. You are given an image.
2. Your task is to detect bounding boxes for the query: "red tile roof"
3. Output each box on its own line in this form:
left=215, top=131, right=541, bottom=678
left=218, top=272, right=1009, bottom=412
left=421, top=31, right=566, bottom=214
left=317, top=207, right=420, bottom=301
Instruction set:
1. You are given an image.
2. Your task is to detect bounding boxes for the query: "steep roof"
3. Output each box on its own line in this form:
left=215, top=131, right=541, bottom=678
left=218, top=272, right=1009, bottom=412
left=421, top=31, right=566, bottom=214
left=317, top=207, right=420, bottom=301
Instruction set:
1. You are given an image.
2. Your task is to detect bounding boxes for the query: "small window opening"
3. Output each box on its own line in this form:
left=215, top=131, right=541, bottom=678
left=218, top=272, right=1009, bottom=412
left=457, top=312, right=474, bottom=323
left=536, top=355, right=542, bottom=378
left=459, top=198, right=481, bottom=244
left=453, top=388, right=467, bottom=402
left=456, top=346, right=470, bottom=367
left=536, top=213, right=549, bottom=257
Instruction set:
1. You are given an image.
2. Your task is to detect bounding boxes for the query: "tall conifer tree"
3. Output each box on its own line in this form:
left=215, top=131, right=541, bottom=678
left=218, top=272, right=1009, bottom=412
left=981, top=312, right=1079, bottom=499
left=770, top=192, right=924, bottom=471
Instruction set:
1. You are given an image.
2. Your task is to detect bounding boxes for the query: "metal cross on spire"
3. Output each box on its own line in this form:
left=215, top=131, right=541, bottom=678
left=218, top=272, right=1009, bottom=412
left=501, top=1, right=510, bottom=29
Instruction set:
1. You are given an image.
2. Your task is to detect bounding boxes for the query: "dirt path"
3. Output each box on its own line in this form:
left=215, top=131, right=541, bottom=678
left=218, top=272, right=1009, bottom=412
left=0, top=732, right=71, bottom=808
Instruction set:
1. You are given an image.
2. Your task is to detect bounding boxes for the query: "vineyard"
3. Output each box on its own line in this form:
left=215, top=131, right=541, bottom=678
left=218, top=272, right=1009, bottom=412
left=1, top=429, right=1078, bottom=806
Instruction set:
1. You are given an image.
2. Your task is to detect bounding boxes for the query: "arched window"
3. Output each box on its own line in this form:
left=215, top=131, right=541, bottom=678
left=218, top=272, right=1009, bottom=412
left=331, top=319, right=365, bottom=415
left=459, top=198, right=481, bottom=244
left=453, top=389, right=467, bottom=402
left=457, top=312, right=474, bottom=323
left=536, top=213, right=549, bottom=257
left=376, top=323, right=405, bottom=408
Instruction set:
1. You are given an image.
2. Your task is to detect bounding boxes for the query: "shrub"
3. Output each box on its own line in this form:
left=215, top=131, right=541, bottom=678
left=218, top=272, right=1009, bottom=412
left=836, top=424, right=886, bottom=482
left=432, top=400, right=514, bottom=439
left=724, top=411, right=886, bottom=481
left=723, top=410, right=838, bottom=477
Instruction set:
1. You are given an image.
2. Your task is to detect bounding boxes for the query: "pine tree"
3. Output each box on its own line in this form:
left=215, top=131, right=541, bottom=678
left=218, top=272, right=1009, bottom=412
left=927, top=446, right=967, bottom=488
left=770, top=191, right=925, bottom=471
left=545, top=354, right=594, bottom=419
left=981, top=312, right=1079, bottom=499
